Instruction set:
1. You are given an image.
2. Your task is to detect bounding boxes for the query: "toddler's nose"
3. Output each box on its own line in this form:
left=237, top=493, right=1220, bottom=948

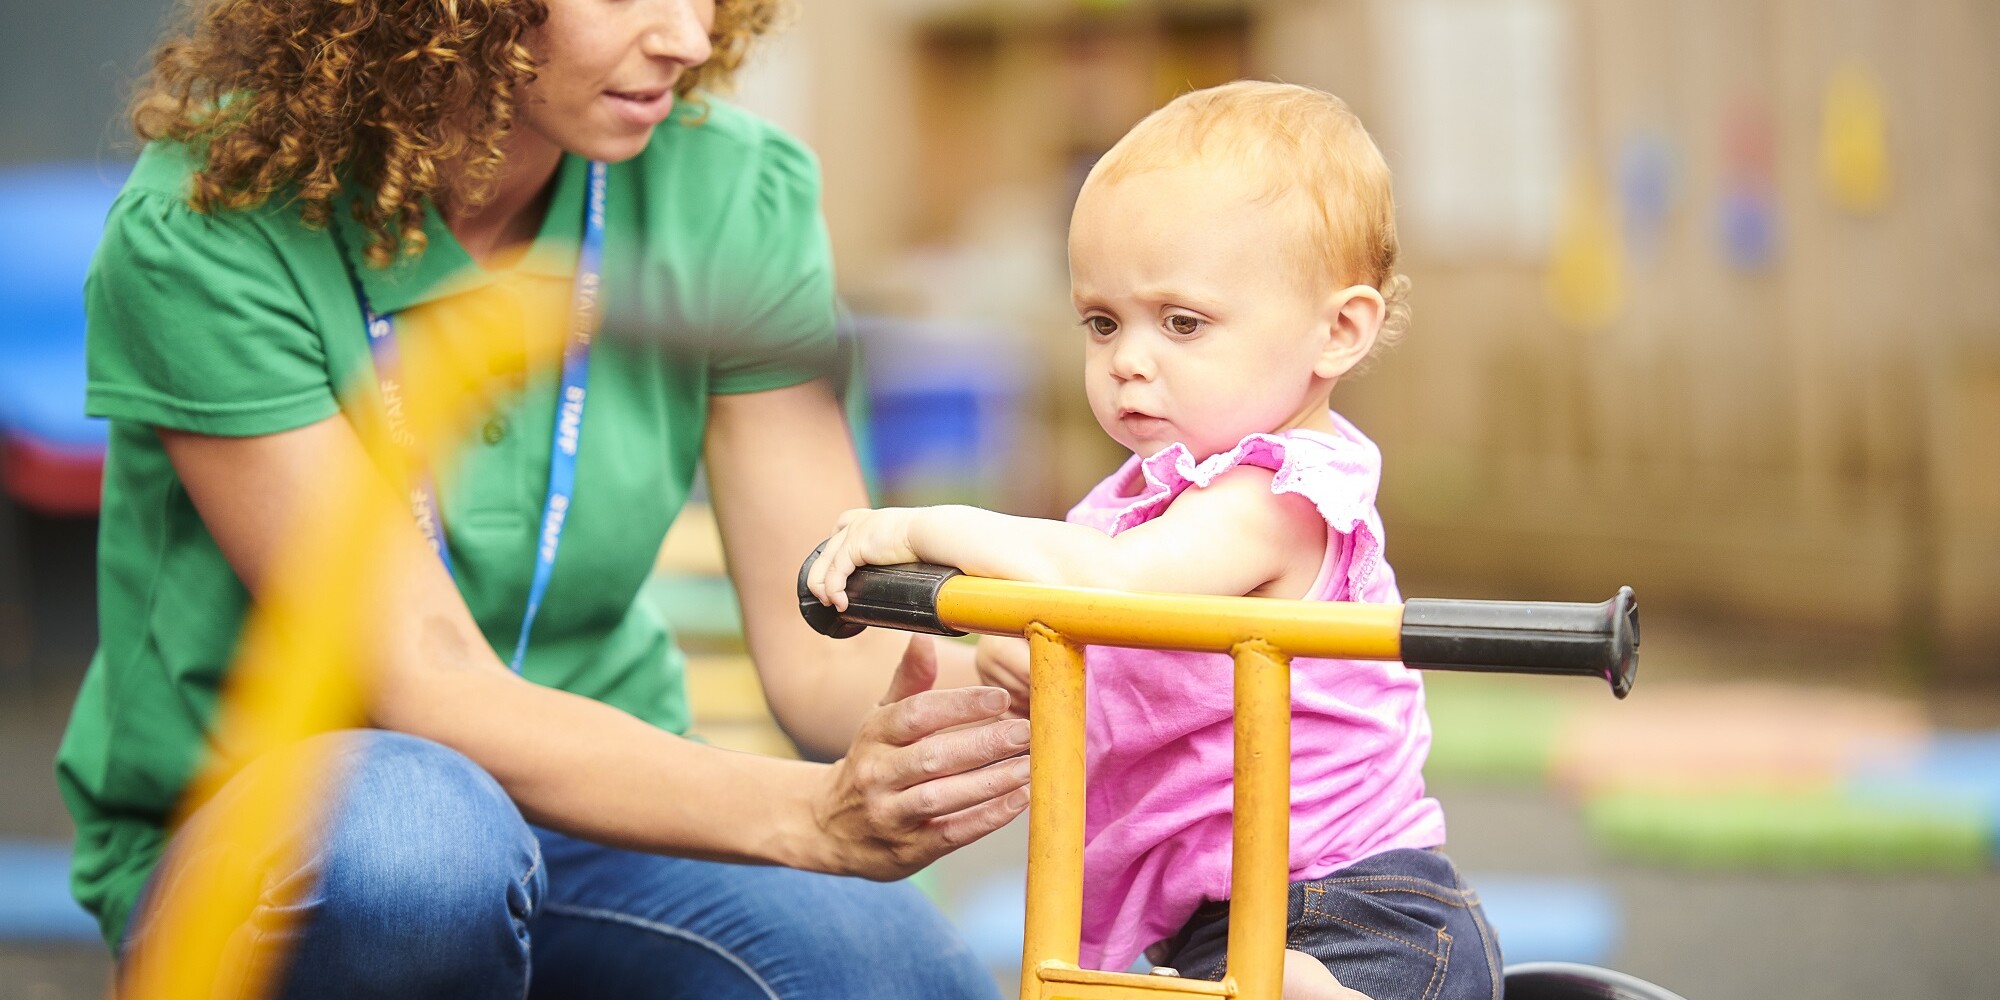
left=1108, top=338, right=1155, bottom=382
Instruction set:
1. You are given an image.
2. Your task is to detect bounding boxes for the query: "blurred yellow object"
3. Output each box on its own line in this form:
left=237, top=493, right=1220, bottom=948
left=939, top=576, right=1403, bottom=660
left=119, top=301, right=552, bottom=1000
left=655, top=501, right=727, bottom=576
left=1010, top=620, right=1313, bottom=999
left=1820, top=62, right=1891, bottom=214
left=1545, top=164, right=1626, bottom=332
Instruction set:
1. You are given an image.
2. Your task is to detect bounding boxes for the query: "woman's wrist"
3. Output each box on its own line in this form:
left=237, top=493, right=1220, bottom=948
left=761, top=756, right=847, bottom=874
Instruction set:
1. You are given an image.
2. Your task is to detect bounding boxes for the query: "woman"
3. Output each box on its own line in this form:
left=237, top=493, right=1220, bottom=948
left=54, top=0, right=1027, bottom=996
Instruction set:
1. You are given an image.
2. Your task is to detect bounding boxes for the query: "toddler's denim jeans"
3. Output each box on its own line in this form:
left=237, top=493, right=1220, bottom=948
left=121, top=729, right=1000, bottom=999
left=1156, top=847, right=1503, bottom=1000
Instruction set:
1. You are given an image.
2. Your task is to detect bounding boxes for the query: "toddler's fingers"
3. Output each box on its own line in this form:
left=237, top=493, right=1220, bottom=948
left=808, top=530, right=848, bottom=606
left=826, top=546, right=860, bottom=613
left=805, top=550, right=829, bottom=605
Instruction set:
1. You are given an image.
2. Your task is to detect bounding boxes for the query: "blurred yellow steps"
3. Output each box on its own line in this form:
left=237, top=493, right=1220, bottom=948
left=684, top=653, right=794, bottom=758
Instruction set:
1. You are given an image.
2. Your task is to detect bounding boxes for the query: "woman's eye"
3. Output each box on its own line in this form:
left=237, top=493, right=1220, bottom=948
left=1166, top=315, right=1203, bottom=336
left=1085, top=316, right=1118, bottom=337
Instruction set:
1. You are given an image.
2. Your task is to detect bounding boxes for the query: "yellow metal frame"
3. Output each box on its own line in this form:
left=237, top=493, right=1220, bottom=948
left=937, top=575, right=1411, bottom=1000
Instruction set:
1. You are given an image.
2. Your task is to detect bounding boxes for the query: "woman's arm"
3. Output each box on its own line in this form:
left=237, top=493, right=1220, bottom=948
left=806, top=466, right=1328, bottom=607
left=161, top=415, right=1027, bottom=879
left=702, top=379, right=981, bottom=761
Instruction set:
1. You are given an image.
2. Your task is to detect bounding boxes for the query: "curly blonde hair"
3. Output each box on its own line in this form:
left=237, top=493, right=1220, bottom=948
left=134, top=0, right=783, bottom=267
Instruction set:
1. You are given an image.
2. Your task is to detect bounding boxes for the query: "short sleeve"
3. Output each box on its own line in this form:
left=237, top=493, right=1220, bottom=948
left=84, top=185, right=339, bottom=436
left=1095, top=431, right=1393, bottom=601
left=704, top=130, right=842, bottom=395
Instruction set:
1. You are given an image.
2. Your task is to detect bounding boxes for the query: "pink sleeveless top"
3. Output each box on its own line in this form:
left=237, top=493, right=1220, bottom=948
left=1066, top=414, right=1447, bottom=971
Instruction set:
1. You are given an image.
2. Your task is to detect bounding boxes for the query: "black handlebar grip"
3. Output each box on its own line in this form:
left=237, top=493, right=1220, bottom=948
left=796, top=541, right=968, bottom=640
left=1400, top=587, right=1639, bottom=698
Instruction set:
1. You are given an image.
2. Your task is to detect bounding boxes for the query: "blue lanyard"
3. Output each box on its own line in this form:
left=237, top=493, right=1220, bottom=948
left=359, top=160, right=608, bottom=673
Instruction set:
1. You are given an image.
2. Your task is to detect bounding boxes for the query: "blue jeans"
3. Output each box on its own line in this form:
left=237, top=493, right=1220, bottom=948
left=124, top=730, right=1001, bottom=999
left=1156, top=848, right=1503, bottom=1000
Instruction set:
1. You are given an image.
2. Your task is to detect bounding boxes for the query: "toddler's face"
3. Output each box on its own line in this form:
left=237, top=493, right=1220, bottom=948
left=1069, top=162, right=1342, bottom=461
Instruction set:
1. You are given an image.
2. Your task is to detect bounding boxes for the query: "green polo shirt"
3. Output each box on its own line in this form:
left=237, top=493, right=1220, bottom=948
left=54, top=97, right=841, bottom=948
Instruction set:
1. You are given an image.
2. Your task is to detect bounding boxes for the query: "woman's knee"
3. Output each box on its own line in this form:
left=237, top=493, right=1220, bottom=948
left=313, top=730, right=542, bottom=924
left=281, top=731, right=541, bottom=994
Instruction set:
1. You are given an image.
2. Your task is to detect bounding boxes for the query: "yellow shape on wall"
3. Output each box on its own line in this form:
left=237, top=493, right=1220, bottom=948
left=1820, top=62, right=1890, bottom=215
left=1545, top=164, right=1625, bottom=332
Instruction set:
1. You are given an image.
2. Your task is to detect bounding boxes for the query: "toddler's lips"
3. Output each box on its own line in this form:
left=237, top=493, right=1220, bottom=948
left=1118, top=411, right=1170, bottom=436
left=604, top=87, right=675, bottom=127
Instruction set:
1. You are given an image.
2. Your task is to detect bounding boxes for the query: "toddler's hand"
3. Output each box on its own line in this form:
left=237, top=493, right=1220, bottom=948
left=975, top=635, right=1032, bottom=719
left=807, top=507, right=921, bottom=612
left=1282, top=949, right=1373, bottom=1000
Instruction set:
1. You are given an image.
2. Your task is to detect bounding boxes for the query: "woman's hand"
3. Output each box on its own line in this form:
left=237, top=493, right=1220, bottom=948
left=805, top=507, right=922, bottom=612
left=808, top=636, right=1031, bottom=880
left=975, top=636, right=1032, bottom=720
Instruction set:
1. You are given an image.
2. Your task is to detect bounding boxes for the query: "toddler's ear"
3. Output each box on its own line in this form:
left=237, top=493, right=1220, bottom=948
left=1313, top=285, right=1386, bottom=380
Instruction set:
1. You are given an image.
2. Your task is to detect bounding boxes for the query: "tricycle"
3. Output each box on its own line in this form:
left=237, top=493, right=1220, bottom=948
left=799, top=552, right=1680, bottom=1000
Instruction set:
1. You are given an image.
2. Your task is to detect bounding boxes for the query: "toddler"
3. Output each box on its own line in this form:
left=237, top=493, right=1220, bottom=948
left=807, top=81, right=1499, bottom=1000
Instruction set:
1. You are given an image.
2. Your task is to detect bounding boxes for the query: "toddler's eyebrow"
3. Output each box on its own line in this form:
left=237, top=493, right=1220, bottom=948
left=1131, top=285, right=1226, bottom=314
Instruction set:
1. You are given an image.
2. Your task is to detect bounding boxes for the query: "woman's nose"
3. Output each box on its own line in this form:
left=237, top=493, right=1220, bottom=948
left=641, top=0, right=715, bottom=67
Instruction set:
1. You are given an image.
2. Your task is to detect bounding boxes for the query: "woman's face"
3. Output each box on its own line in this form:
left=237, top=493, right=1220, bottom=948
left=517, top=0, right=716, bottom=164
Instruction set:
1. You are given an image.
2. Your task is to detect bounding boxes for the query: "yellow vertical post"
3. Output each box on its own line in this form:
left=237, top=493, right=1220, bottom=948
left=1019, top=623, right=1087, bottom=999
left=1224, top=639, right=1291, bottom=999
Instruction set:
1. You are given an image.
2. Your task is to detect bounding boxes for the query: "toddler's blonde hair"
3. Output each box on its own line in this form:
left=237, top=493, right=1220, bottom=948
left=1084, top=80, right=1412, bottom=357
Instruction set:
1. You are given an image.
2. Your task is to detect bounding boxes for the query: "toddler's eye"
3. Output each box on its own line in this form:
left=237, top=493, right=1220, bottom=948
left=1165, top=314, right=1203, bottom=337
left=1085, top=316, right=1118, bottom=337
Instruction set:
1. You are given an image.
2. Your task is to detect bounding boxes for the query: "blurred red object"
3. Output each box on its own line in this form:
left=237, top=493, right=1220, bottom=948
left=3, top=435, right=102, bottom=516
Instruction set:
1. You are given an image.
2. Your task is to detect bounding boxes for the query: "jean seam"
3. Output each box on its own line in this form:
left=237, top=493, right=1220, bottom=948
left=539, top=902, right=782, bottom=999
left=1431, top=851, right=1501, bottom=1000
left=1463, top=898, right=1501, bottom=1000
left=1419, top=929, right=1451, bottom=1000
left=1312, top=875, right=1473, bottom=896
left=1298, top=905, right=1442, bottom=960
left=1354, top=887, right=1470, bottom=908
left=515, top=852, right=543, bottom=903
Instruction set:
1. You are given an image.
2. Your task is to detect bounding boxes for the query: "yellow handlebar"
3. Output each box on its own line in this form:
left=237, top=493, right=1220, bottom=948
left=797, top=550, right=1637, bottom=697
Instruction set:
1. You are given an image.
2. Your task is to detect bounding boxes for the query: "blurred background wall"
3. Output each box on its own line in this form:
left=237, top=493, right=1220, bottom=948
left=9, top=0, right=1992, bottom=681
left=0, top=2, right=161, bottom=165
left=759, top=0, right=2000, bottom=684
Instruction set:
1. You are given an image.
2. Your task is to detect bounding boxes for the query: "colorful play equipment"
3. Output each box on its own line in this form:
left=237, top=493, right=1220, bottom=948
left=798, top=553, right=1673, bottom=999
left=850, top=315, right=1031, bottom=507
left=0, top=163, right=125, bottom=515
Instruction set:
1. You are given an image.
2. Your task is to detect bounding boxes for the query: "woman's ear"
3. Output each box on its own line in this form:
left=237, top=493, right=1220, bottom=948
left=1313, top=285, right=1386, bottom=380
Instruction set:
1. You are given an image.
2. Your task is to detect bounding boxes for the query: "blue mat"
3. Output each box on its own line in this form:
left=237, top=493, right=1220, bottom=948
left=0, top=841, right=100, bottom=942
left=1849, top=730, right=2000, bottom=860
left=950, top=868, right=1027, bottom=975
left=1468, top=876, right=1619, bottom=967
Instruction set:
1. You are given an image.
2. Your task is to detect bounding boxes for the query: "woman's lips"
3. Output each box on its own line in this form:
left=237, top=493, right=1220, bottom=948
left=604, top=87, right=676, bottom=127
